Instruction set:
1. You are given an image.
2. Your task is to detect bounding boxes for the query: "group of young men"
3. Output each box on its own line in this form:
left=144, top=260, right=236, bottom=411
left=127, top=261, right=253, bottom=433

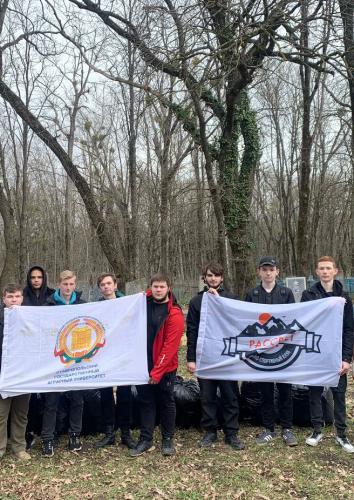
left=186, top=256, right=354, bottom=454
left=0, top=254, right=353, bottom=462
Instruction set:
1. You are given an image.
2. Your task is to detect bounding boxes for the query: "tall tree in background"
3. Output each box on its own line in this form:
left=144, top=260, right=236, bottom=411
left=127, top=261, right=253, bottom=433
left=339, top=0, right=354, bottom=274
left=65, top=0, right=329, bottom=292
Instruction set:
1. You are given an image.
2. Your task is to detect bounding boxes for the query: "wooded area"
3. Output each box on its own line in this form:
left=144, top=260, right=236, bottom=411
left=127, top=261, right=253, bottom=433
left=0, top=0, right=353, bottom=295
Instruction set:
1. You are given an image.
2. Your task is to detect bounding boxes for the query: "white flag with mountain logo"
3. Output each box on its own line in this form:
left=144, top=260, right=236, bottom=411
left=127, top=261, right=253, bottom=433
left=196, top=294, right=344, bottom=386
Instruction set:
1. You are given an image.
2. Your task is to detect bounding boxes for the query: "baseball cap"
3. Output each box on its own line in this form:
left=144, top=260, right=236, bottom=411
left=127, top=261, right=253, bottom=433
left=258, top=256, right=278, bottom=267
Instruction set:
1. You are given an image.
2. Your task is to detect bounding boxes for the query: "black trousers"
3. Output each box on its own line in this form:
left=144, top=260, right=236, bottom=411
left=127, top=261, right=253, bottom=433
left=100, top=386, right=132, bottom=430
left=136, top=372, right=176, bottom=442
left=259, top=382, right=293, bottom=431
left=309, top=375, right=347, bottom=437
left=41, top=391, right=83, bottom=441
left=198, top=379, right=239, bottom=436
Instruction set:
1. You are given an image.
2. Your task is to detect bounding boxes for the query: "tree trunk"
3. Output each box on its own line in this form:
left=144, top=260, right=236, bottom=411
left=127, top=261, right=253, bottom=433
left=0, top=79, right=125, bottom=279
left=219, top=91, right=260, bottom=296
left=339, top=0, right=354, bottom=274
left=0, top=183, right=19, bottom=287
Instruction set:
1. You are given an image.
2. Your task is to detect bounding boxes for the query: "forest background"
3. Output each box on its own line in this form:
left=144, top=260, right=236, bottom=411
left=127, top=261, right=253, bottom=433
left=0, top=0, right=353, bottom=297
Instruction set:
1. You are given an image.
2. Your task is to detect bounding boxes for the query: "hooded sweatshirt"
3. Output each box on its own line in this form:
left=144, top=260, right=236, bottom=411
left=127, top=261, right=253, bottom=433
left=22, top=265, right=55, bottom=306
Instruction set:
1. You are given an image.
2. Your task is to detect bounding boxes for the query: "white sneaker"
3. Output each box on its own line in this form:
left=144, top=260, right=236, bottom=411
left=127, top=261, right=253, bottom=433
left=336, top=436, right=354, bottom=453
left=305, top=431, right=323, bottom=447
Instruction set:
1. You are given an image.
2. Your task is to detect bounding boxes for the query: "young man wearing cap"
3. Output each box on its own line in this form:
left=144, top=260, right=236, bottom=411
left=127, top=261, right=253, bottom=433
left=245, top=257, right=297, bottom=447
left=301, top=256, right=354, bottom=453
left=187, top=262, right=245, bottom=450
left=94, top=273, right=135, bottom=450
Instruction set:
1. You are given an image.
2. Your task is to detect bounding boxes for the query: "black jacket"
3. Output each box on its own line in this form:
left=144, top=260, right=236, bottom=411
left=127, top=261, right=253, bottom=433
left=46, top=290, right=86, bottom=306
left=245, top=283, right=295, bottom=305
left=186, top=286, right=239, bottom=362
left=22, top=265, right=55, bottom=306
left=301, top=280, right=353, bottom=363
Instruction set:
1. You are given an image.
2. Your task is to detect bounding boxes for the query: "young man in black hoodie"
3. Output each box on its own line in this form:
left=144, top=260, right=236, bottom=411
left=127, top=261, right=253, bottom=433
left=22, top=265, right=55, bottom=306
left=94, top=273, right=136, bottom=450
left=22, top=265, right=55, bottom=450
left=245, top=256, right=297, bottom=447
left=41, top=270, right=86, bottom=457
left=186, top=262, right=244, bottom=450
left=301, top=256, right=354, bottom=453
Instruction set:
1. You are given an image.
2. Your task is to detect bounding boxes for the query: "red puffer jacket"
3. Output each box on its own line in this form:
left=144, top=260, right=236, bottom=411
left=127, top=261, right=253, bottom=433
left=146, top=289, right=185, bottom=383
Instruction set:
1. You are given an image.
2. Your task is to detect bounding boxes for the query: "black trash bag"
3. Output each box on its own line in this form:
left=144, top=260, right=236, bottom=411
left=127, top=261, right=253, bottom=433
left=82, top=389, right=104, bottom=435
left=292, top=385, right=334, bottom=427
left=239, top=381, right=263, bottom=425
left=292, top=385, right=311, bottom=426
left=174, top=376, right=201, bottom=428
left=26, top=393, right=44, bottom=435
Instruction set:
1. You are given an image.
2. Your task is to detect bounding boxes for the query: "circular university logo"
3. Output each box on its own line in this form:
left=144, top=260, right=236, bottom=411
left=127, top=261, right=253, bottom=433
left=54, top=316, right=105, bottom=365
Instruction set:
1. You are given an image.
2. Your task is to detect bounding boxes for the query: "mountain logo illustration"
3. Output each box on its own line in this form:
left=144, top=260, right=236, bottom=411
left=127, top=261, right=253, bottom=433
left=222, top=313, right=321, bottom=371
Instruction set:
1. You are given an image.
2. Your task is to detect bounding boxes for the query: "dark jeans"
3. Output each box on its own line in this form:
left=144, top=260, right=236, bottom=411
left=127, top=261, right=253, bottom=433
left=309, top=375, right=347, bottom=437
left=198, top=378, right=239, bottom=436
left=116, top=386, right=133, bottom=431
left=100, top=386, right=132, bottom=430
left=41, top=391, right=84, bottom=441
left=136, top=371, right=176, bottom=442
left=260, top=382, right=293, bottom=431
left=100, top=387, right=115, bottom=428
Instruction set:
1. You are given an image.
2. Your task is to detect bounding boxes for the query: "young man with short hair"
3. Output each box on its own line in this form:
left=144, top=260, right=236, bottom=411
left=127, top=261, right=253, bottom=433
left=301, top=256, right=354, bottom=453
left=129, top=273, right=184, bottom=457
left=187, top=262, right=245, bottom=450
left=41, top=270, right=86, bottom=457
left=94, top=273, right=135, bottom=450
left=245, top=257, right=297, bottom=447
left=0, top=284, right=31, bottom=461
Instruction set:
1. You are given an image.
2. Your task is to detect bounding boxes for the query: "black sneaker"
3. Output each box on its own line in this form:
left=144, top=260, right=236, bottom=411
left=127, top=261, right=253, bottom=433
left=26, top=432, right=36, bottom=451
left=95, top=433, right=116, bottom=449
left=225, top=435, right=245, bottom=450
left=161, top=438, right=175, bottom=456
left=42, top=439, right=54, bottom=457
left=129, top=440, right=153, bottom=457
left=121, top=430, right=137, bottom=450
left=282, top=429, right=298, bottom=447
left=68, top=433, right=82, bottom=452
left=199, top=432, right=217, bottom=448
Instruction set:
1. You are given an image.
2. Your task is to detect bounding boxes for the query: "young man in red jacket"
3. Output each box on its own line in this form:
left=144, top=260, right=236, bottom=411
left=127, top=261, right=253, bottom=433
left=129, top=273, right=184, bottom=457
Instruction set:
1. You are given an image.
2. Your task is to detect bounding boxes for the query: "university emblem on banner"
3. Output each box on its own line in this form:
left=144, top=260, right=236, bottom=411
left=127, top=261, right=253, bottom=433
left=54, top=317, right=105, bottom=365
left=222, top=313, right=321, bottom=371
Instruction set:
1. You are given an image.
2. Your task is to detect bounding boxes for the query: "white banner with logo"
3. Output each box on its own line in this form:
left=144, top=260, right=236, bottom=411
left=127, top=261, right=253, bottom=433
left=0, top=293, right=148, bottom=397
left=196, top=294, right=344, bottom=386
